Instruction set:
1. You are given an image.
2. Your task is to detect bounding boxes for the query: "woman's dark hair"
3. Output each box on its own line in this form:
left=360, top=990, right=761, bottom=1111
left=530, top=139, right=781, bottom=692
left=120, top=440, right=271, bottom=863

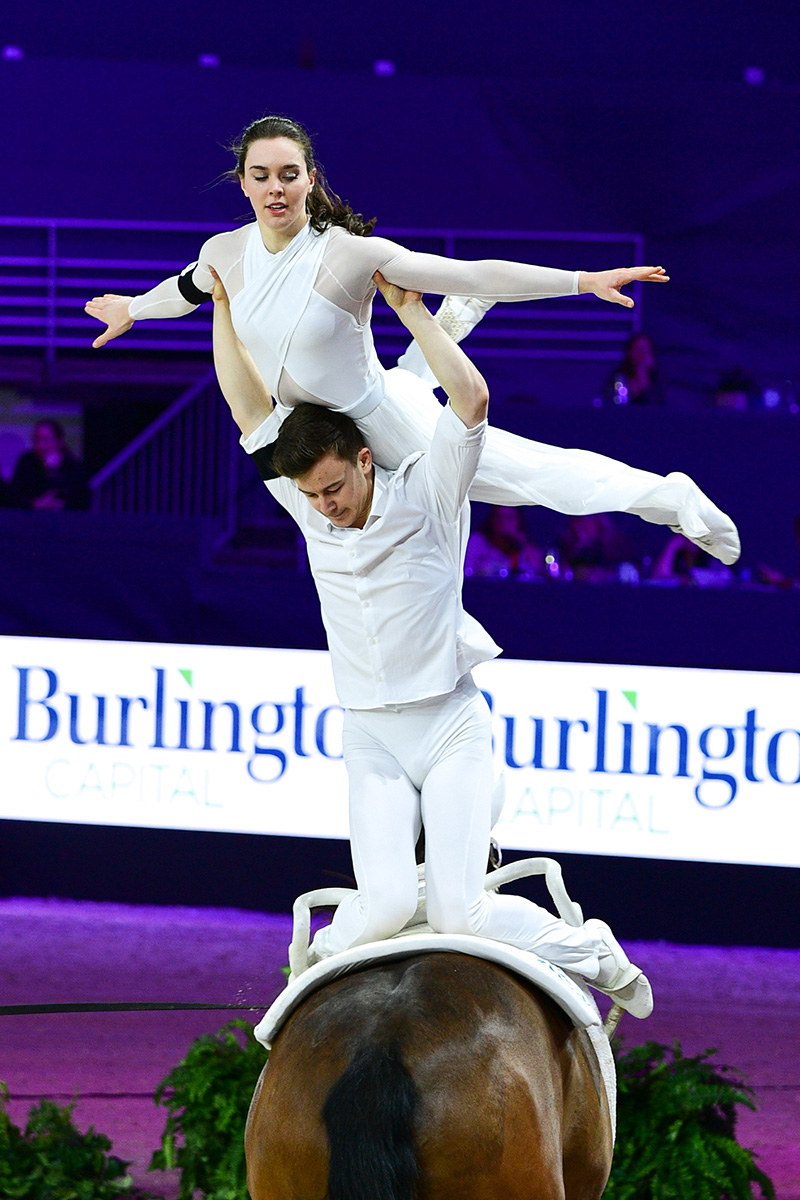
left=272, top=404, right=368, bottom=479
left=230, top=115, right=376, bottom=237
left=34, top=419, right=67, bottom=444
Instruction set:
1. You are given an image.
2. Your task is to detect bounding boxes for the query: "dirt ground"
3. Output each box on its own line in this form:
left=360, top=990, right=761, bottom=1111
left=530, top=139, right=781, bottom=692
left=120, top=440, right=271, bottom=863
left=1, top=897, right=797, bottom=1198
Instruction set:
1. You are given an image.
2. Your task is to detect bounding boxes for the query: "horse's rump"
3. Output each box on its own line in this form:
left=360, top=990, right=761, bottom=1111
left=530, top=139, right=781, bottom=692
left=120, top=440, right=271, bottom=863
left=246, top=952, right=613, bottom=1200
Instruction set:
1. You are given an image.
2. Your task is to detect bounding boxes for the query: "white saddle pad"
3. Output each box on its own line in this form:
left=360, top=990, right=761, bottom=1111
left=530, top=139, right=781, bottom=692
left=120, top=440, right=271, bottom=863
left=254, top=932, right=616, bottom=1136
left=255, top=931, right=601, bottom=1049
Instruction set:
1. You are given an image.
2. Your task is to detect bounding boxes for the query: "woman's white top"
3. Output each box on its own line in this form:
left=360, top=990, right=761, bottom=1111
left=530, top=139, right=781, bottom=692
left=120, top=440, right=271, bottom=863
left=129, top=221, right=577, bottom=426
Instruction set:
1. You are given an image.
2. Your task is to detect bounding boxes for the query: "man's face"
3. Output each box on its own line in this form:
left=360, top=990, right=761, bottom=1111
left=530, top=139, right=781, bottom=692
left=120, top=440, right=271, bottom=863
left=295, top=448, right=374, bottom=529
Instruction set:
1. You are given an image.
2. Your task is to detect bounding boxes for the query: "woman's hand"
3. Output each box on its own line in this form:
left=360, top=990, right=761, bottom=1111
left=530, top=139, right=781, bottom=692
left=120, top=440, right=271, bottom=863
left=578, top=266, right=669, bottom=308
left=84, top=294, right=135, bottom=347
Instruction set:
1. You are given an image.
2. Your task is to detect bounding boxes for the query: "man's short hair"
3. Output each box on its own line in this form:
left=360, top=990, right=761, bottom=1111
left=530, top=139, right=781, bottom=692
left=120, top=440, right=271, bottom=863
left=271, top=404, right=368, bottom=479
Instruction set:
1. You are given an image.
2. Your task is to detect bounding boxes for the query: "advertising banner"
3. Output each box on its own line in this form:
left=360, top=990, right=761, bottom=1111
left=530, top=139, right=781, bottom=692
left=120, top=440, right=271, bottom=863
left=2, top=635, right=798, bottom=868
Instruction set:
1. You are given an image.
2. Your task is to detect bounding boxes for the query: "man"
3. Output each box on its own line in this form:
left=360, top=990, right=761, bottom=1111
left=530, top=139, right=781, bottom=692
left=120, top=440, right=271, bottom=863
left=211, top=268, right=652, bottom=1017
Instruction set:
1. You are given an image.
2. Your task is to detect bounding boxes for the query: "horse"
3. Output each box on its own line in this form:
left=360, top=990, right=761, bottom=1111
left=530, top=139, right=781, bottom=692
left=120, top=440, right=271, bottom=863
left=244, top=948, right=614, bottom=1200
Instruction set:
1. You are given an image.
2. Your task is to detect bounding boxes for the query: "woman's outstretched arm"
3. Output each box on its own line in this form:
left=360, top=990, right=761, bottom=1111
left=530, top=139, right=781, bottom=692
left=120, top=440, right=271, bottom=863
left=85, top=230, right=243, bottom=347
left=347, top=234, right=667, bottom=306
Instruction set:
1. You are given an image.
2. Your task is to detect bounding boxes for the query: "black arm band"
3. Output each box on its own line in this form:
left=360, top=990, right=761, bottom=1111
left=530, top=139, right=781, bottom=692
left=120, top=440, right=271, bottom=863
left=177, top=262, right=214, bottom=307
left=250, top=444, right=279, bottom=481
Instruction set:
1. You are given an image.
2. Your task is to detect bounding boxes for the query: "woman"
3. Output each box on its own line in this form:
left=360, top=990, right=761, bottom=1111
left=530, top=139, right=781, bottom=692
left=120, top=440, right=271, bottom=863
left=465, top=506, right=544, bottom=578
left=85, top=115, right=738, bottom=562
left=604, top=331, right=664, bottom=406
left=11, top=419, right=90, bottom=510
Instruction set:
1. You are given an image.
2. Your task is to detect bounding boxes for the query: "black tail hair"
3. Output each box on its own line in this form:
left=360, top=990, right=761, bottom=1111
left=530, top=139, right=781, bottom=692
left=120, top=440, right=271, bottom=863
left=323, top=1041, right=419, bottom=1200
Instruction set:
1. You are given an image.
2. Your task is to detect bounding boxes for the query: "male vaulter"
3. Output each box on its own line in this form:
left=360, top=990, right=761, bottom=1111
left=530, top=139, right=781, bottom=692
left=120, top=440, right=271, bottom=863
left=211, top=267, right=652, bottom=1017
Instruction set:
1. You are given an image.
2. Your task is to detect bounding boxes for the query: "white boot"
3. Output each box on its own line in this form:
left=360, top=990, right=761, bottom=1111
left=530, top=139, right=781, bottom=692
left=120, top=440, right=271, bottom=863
left=397, top=295, right=496, bottom=384
left=432, top=295, right=496, bottom=343
left=628, top=471, right=740, bottom=566
left=584, top=917, right=654, bottom=1019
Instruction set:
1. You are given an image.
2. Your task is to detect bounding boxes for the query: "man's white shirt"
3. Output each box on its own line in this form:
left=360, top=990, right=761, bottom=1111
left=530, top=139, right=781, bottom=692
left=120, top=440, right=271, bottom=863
left=245, top=402, right=501, bottom=709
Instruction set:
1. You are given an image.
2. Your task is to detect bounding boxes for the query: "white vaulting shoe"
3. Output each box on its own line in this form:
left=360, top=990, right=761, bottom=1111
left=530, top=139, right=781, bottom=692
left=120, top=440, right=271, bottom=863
left=585, top=918, right=654, bottom=1019
left=666, top=471, right=741, bottom=566
left=396, top=295, right=495, bottom=385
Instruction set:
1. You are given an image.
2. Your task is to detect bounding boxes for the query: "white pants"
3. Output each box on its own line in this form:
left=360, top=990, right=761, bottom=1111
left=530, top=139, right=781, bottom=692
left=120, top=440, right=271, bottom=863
left=312, top=675, right=604, bottom=979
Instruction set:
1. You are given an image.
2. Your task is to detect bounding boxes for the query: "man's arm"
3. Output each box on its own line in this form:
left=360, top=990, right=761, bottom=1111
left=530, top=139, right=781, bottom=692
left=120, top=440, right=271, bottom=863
left=374, top=271, right=488, bottom=428
left=210, top=270, right=274, bottom=438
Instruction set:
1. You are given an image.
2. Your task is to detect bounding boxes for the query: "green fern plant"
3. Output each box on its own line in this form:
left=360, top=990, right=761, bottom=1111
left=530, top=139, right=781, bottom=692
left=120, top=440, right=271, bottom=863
left=606, top=1040, right=775, bottom=1200
left=149, top=1019, right=266, bottom=1200
left=0, top=1082, right=134, bottom=1200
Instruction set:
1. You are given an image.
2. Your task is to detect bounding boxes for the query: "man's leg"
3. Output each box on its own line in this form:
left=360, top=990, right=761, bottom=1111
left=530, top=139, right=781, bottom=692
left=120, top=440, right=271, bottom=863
left=310, top=711, right=421, bottom=959
left=412, top=679, right=652, bottom=1013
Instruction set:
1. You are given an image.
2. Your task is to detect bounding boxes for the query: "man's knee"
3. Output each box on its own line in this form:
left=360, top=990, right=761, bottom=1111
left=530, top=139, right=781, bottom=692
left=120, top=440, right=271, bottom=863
left=361, top=889, right=419, bottom=943
left=427, top=892, right=481, bottom=938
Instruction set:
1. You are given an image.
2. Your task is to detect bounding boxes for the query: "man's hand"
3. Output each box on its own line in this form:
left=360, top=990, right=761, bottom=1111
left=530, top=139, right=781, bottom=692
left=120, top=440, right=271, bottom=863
left=578, top=265, right=669, bottom=308
left=373, top=270, right=425, bottom=318
left=209, top=266, right=229, bottom=307
left=84, top=294, right=135, bottom=348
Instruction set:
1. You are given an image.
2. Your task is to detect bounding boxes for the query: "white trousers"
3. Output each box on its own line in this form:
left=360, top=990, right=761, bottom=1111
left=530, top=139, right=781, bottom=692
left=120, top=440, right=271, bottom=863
left=312, top=674, right=604, bottom=979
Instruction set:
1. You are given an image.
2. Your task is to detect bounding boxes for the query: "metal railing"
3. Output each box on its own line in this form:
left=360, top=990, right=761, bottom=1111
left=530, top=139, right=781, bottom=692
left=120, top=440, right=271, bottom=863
left=90, top=369, right=238, bottom=520
left=0, top=217, right=644, bottom=379
left=89, top=368, right=301, bottom=562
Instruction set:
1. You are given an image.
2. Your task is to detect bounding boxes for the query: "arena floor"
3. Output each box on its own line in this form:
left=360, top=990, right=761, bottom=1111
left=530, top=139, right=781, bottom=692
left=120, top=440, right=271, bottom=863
left=1, top=896, right=797, bottom=1198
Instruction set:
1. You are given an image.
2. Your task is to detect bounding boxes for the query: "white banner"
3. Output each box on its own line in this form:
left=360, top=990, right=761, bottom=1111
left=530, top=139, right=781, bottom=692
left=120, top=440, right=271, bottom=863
left=2, top=635, right=799, bottom=869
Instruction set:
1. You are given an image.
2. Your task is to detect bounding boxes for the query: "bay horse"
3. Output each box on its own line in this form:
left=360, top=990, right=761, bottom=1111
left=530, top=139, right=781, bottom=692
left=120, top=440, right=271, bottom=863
left=245, top=948, right=613, bottom=1200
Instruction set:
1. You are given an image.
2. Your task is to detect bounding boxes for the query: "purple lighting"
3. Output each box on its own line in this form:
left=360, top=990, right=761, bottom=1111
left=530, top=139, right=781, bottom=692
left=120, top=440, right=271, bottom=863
left=373, top=59, right=396, bottom=77
left=198, top=53, right=220, bottom=68
left=2, top=45, right=24, bottom=61
left=743, top=66, right=765, bottom=85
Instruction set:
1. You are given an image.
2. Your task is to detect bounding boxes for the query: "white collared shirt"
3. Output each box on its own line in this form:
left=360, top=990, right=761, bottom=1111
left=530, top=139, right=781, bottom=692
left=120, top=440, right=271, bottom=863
left=254, top=403, right=501, bottom=709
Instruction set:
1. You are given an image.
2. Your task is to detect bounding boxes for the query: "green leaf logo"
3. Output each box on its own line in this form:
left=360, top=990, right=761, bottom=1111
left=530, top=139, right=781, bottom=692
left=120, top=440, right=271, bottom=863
left=179, top=669, right=194, bottom=688
left=622, top=690, right=638, bottom=710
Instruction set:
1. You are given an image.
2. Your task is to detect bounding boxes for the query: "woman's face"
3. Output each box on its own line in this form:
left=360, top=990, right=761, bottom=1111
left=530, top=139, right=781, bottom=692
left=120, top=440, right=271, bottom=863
left=33, top=423, right=64, bottom=466
left=629, top=335, right=655, bottom=371
left=239, top=137, right=316, bottom=244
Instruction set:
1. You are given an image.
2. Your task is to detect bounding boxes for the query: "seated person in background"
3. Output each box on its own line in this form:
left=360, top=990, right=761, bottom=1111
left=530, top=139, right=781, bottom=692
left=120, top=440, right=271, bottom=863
left=0, top=475, right=13, bottom=507
left=755, top=515, right=800, bottom=588
left=559, top=512, right=637, bottom=582
left=652, top=532, right=733, bottom=586
left=464, top=505, right=544, bottom=578
left=604, top=332, right=664, bottom=406
left=11, top=420, right=90, bottom=511
left=713, top=367, right=754, bottom=412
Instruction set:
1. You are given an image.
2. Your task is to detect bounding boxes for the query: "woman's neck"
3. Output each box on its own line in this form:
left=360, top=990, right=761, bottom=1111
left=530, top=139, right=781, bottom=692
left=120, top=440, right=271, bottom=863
left=257, top=211, right=310, bottom=254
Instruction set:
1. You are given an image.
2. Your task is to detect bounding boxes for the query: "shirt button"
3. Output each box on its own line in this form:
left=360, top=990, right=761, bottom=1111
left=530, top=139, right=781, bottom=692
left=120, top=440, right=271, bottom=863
left=364, top=600, right=371, bottom=608
left=377, top=674, right=383, bottom=682
left=370, top=637, right=376, bottom=644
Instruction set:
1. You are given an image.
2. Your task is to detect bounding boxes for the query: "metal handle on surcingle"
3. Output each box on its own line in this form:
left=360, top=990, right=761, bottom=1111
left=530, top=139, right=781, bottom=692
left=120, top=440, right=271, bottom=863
left=483, top=857, right=584, bottom=927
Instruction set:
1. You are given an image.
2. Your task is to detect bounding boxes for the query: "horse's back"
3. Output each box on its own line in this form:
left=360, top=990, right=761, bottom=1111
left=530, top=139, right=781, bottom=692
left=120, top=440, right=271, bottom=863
left=246, top=951, right=612, bottom=1200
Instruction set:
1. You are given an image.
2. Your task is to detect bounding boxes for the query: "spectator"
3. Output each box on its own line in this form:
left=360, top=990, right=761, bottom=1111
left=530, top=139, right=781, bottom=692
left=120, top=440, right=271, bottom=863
left=755, top=515, right=800, bottom=588
left=11, top=419, right=90, bottom=510
left=713, top=367, right=754, bottom=412
left=465, top=506, right=544, bottom=578
left=0, top=475, right=12, bottom=506
left=559, top=513, right=636, bottom=582
left=604, top=333, right=664, bottom=406
left=652, top=532, right=733, bottom=586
